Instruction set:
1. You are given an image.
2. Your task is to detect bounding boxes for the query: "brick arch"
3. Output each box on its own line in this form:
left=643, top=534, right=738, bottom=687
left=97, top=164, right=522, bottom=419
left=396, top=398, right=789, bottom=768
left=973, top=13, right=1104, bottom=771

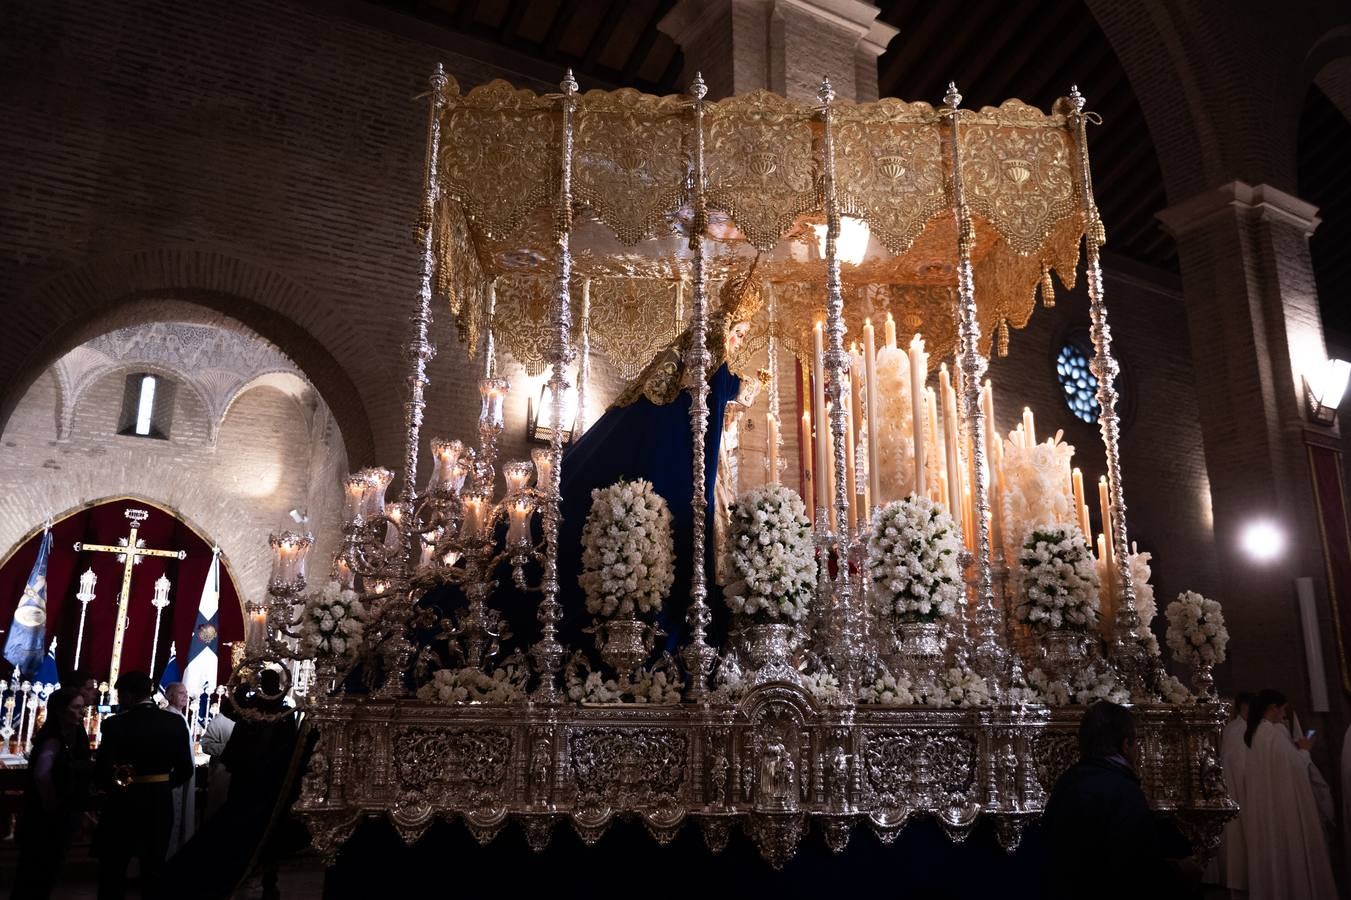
left=0, top=247, right=376, bottom=466
left=1305, top=27, right=1351, bottom=116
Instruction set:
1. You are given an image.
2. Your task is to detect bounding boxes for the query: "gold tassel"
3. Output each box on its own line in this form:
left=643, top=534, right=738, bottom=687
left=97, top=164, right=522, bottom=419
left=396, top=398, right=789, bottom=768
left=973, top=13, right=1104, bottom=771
left=1090, top=214, right=1107, bottom=248
left=1040, top=264, right=1055, bottom=308
left=997, top=319, right=1010, bottom=357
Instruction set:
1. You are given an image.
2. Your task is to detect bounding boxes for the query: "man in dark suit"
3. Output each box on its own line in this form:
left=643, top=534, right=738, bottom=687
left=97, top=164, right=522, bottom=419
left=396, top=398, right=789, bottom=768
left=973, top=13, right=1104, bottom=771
left=94, top=671, right=195, bottom=900
left=1041, top=700, right=1202, bottom=900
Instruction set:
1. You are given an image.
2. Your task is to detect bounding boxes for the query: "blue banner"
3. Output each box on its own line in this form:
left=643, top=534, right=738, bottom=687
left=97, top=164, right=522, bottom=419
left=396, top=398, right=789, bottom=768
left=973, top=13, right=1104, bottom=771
left=3, top=529, right=53, bottom=680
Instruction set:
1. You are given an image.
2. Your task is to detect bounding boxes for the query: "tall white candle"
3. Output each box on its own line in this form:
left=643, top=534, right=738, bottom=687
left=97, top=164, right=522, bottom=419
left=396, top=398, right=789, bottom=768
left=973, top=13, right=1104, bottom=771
left=863, top=318, right=881, bottom=507
left=1098, top=475, right=1116, bottom=608
left=939, top=364, right=962, bottom=528
left=812, top=323, right=829, bottom=515
left=844, top=389, right=857, bottom=535
left=768, top=413, right=780, bottom=486
left=926, top=386, right=941, bottom=503
left=884, top=311, right=897, bottom=349
left=908, top=334, right=927, bottom=498
left=1022, top=406, right=1036, bottom=446
left=1072, top=467, right=1090, bottom=539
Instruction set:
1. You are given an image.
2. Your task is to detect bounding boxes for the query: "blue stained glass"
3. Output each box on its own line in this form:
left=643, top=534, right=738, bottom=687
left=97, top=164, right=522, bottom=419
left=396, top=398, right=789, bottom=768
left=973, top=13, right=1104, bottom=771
left=1055, top=343, right=1099, bottom=424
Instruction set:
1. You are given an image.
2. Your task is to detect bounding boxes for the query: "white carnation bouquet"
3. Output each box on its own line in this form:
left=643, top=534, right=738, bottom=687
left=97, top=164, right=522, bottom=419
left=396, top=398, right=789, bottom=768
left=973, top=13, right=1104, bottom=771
left=858, top=668, right=993, bottom=708
left=723, top=484, right=816, bottom=623
left=867, top=497, right=963, bottom=623
left=300, top=580, right=367, bottom=661
left=563, top=651, right=681, bottom=705
left=1015, top=524, right=1100, bottom=632
left=1025, top=664, right=1128, bottom=706
left=417, top=659, right=529, bottom=704
left=579, top=479, right=674, bottom=618
left=1165, top=590, right=1228, bottom=667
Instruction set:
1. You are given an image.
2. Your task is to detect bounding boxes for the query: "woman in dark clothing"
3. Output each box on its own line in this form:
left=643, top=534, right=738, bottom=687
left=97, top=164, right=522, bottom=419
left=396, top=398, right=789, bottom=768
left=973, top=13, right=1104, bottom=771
left=11, top=687, right=92, bottom=899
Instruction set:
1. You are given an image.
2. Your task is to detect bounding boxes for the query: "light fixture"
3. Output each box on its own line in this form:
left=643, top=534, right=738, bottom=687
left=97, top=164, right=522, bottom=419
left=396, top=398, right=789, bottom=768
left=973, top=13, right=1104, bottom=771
left=527, top=381, right=579, bottom=445
left=1240, top=519, right=1285, bottom=564
left=810, top=216, right=871, bottom=266
left=1306, top=358, right=1350, bottom=425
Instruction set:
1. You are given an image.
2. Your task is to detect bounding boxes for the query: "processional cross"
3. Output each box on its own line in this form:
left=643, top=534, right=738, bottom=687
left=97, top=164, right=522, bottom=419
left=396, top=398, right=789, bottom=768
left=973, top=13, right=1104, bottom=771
left=74, top=508, right=185, bottom=691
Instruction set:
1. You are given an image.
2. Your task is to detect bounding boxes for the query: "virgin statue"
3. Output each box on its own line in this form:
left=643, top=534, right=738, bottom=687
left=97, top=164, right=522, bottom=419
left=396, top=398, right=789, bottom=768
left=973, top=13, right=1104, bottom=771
left=556, top=258, right=764, bottom=647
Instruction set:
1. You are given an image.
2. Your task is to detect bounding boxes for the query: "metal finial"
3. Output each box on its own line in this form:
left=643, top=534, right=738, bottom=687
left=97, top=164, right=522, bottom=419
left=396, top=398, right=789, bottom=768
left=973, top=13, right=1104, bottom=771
left=561, top=68, right=579, bottom=95
left=943, top=81, right=962, bottom=109
left=430, top=62, right=448, bottom=90
left=1068, top=84, right=1085, bottom=113
left=690, top=71, right=707, bottom=101
left=818, top=77, right=835, bottom=105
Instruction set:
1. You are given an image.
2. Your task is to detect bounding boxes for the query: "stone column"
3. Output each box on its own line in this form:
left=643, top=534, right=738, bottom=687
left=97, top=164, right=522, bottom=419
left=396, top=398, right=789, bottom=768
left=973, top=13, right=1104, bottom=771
left=1159, top=182, right=1341, bottom=715
left=658, top=0, right=897, bottom=102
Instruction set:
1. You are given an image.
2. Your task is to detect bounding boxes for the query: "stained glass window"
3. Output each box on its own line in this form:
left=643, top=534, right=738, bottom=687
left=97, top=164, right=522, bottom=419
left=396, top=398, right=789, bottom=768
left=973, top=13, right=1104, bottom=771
left=1056, top=343, right=1099, bottom=424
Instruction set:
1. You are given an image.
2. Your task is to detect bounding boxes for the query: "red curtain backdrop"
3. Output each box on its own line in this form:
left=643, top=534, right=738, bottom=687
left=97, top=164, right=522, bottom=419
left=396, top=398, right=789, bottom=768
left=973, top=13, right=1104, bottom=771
left=0, top=499, right=244, bottom=685
left=1308, top=444, right=1351, bottom=695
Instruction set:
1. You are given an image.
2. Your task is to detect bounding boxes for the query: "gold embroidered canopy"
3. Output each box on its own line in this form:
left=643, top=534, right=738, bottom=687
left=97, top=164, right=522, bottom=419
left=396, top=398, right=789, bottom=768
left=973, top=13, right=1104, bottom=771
left=431, top=77, right=1091, bottom=376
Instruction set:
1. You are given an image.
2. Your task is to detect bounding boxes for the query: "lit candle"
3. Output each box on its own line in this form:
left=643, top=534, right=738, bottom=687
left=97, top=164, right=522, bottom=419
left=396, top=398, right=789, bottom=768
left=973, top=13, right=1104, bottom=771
left=430, top=439, right=467, bottom=492
left=982, top=380, right=1001, bottom=554
left=801, top=408, right=814, bottom=500
left=507, top=497, right=536, bottom=545
left=884, top=310, right=897, bottom=349
left=926, top=386, right=941, bottom=503
left=418, top=536, right=437, bottom=569
left=384, top=502, right=402, bottom=548
left=479, top=377, right=509, bottom=431
left=844, top=388, right=858, bottom=535
left=909, top=334, right=927, bottom=497
left=503, top=460, right=534, bottom=494
left=247, top=608, right=268, bottom=655
left=461, top=493, right=488, bottom=541
left=767, top=413, right=780, bottom=485
left=1098, top=475, right=1116, bottom=606
left=360, top=468, right=393, bottom=519
left=1072, top=468, right=1090, bottom=540
left=1022, top=407, right=1036, bottom=447
left=812, top=323, right=829, bottom=515
left=270, top=532, right=311, bottom=584
left=863, top=318, right=881, bottom=507
left=939, top=364, right=962, bottom=526
left=531, top=447, right=554, bottom=495
left=342, top=474, right=366, bottom=524
left=334, top=558, right=354, bottom=589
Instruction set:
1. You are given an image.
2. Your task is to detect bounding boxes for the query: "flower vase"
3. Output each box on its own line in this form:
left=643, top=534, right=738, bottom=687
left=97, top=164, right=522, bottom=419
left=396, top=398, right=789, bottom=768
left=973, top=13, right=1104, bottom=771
left=1191, top=660, right=1215, bottom=701
left=743, top=622, right=802, bottom=688
left=597, top=616, right=651, bottom=683
left=898, top=621, right=947, bottom=685
left=1039, top=630, right=1088, bottom=679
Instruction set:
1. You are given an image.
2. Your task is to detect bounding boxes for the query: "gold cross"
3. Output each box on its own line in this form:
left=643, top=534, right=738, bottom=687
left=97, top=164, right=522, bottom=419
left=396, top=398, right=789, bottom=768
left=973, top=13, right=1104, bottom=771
left=74, top=508, right=185, bottom=694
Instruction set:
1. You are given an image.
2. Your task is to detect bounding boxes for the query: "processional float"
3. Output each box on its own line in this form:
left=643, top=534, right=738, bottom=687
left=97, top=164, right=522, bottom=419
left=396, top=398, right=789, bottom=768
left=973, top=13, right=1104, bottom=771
left=239, top=66, right=1234, bottom=867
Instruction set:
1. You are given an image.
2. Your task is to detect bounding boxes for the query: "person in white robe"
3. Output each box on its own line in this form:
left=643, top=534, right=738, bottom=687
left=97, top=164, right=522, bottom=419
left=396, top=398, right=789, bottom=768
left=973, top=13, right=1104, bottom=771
left=1241, top=688, right=1337, bottom=900
left=1209, top=692, right=1250, bottom=892
left=163, top=682, right=197, bottom=857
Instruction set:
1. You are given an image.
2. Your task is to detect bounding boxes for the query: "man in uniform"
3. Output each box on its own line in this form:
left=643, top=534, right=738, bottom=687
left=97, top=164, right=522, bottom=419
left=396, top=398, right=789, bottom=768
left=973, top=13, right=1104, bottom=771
left=94, top=671, right=195, bottom=899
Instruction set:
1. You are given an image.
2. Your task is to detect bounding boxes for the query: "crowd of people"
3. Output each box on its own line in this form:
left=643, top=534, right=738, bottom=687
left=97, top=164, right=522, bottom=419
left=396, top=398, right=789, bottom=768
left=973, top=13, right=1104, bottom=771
left=8, top=667, right=299, bottom=900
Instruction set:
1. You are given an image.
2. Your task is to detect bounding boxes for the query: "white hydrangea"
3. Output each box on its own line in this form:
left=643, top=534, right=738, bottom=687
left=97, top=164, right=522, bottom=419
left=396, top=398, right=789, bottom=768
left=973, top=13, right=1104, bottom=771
left=1001, top=432, right=1076, bottom=564
left=722, top=484, right=816, bottom=623
left=801, top=671, right=843, bottom=705
left=300, top=581, right=367, bottom=662
left=1025, top=664, right=1128, bottom=706
left=858, top=668, right=993, bottom=707
left=1015, top=524, right=1100, bottom=633
left=1156, top=672, right=1195, bottom=705
left=866, top=497, right=963, bottom=623
left=416, top=661, right=528, bottom=704
left=579, top=479, right=674, bottom=617
left=1165, top=590, right=1228, bottom=667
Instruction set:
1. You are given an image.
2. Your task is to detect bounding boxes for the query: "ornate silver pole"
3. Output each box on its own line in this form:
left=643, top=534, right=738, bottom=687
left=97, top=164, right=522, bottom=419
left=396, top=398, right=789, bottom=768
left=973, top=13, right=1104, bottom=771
left=575, top=277, right=591, bottom=436
left=530, top=69, right=579, bottom=702
left=377, top=63, right=448, bottom=697
left=943, top=83, right=1003, bottom=679
left=681, top=72, right=717, bottom=701
left=818, top=78, right=859, bottom=699
left=483, top=279, right=497, bottom=380
left=1066, top=86, right=1147, bottom=687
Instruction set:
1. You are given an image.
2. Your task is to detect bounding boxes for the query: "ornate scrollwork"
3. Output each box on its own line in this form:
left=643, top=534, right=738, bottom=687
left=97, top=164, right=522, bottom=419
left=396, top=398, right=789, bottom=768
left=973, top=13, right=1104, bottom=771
left=1032, top=730, right=1079, bottom=794
left=392, top=726, right=512, bottom=808
left=568, top=728, right=689, bottom=814
left=863, top=729, right=978, bottom=813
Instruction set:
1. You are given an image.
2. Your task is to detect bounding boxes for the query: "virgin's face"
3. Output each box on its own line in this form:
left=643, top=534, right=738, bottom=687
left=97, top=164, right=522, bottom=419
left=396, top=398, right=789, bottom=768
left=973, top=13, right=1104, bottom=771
left=727, top=322, right=751, bottom=357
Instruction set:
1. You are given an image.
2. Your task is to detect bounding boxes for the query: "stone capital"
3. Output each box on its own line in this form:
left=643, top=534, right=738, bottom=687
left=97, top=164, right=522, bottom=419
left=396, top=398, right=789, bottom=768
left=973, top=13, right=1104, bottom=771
left=1156, top=181, right=1321, bottom=238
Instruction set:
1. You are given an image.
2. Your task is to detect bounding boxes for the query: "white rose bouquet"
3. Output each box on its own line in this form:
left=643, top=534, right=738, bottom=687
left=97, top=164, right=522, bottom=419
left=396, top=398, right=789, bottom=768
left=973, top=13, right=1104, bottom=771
left=867, top=496, right=963, bottom=623
left=300, top=581, right=367, bottom=661
left=579, top=479, right=674, bottom=618
left=1025, top=664, right=1128, bottom=706
left=1015, top=524, right=1100, bottom=632
left=1165, top=590, right=1228, bottom=667
left=858, top=668, right=993, bottom=707
left=723, top=484, right=816, bottom=623
left=417, top=659, right=528, bottom=704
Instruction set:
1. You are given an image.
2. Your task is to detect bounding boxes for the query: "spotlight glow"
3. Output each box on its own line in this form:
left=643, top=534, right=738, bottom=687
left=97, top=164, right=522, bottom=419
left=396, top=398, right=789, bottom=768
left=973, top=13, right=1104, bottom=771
left=1240, top=520, right=1285, bottom=563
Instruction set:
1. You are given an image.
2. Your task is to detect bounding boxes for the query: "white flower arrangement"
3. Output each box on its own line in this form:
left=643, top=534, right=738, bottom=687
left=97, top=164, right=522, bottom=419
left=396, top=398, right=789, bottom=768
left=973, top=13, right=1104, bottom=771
left=712, top=666, right=842, bottom=706
left=867, top=497, right=963, bottom=623
left=1099, top=548, right=1161, bottom=656
left=1165, top=590, right=1228, bottom=667
left=1001, top=432, right=1076, bottom=564
left=1015, top=524, right=1100, bottom=632
left=300, top=581, right=367, bottom=661
left=857, top=668, right=993, bottom=708
left=416, top=661, right=529, bottom=704
left=722, top=484, right=816, bottom=623
left=1024, top=664, right=1128, bottom=706
left=579, top=479, right=674, bottom=618
left=565, top=668, right=682, bottom=705
left=1156, top=672, right=1195, bottom=706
